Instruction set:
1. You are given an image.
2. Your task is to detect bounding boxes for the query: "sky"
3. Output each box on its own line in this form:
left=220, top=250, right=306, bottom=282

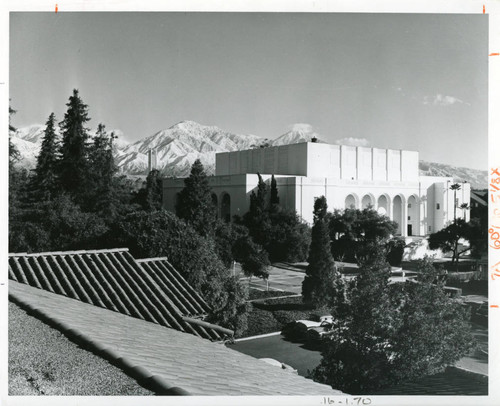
left=9, top=12, right=488, bottom=170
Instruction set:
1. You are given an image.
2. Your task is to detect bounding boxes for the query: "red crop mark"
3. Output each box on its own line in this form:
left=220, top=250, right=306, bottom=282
left=55, top=4, right=58, bottom=13
left=483, top=5, right=485, bottom=14
left=492, top=168, right=500, bottom=176
left=491, top=305, right=499, bottom=308
left=490, top=53, right=500, bottom=56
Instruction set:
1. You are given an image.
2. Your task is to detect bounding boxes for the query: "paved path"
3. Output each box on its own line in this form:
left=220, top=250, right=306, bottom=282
left=230, top=335, right=322, bottom=377
left=239, top=262, right=416, bottom=293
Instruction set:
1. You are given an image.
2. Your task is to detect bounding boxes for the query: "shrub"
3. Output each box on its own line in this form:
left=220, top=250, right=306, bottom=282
left=108, top=210, right=248, bottom=334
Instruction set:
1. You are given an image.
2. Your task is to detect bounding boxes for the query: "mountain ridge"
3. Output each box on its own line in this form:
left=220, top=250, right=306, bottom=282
left=11, top=121, right=487, bottom=189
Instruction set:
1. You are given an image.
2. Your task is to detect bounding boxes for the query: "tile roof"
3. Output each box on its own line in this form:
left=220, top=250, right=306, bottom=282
left=9, top=281, right=343, bottom=396
left=8, top=248, right=227, bottom=341
left=470, top=191, right=487, bottom=206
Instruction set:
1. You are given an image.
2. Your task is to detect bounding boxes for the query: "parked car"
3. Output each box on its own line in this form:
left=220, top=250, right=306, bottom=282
left=281, top=315, right=333, bottom=341
left=306, top=320, right=335, bottom=343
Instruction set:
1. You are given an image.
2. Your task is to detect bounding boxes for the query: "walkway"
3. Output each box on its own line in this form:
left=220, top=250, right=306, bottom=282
left=238, top=261, right=415, bottom=293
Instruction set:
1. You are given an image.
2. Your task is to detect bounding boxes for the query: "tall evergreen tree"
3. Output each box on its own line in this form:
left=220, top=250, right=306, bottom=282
left=31, top=113, right=60, bottom=201
left=133, top=169, right=163, bottom=212
left=270, top=174, right=279, bottom=207
left=176, top=159, right=216, bottom=236
left=244, top=173, right=269, bottom=242
left=58, top=89, right=91, bottom=199
left=88, top=124, right=118, bottom=214
left=145, top=169, right=163, bottom=211
left=255, top=173, right=268, bottom=212
left=302, top=196, right=344, bottom=309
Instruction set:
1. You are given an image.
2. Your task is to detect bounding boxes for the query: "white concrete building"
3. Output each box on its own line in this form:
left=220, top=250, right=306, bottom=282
left=163, top=142, right=470, bottom=236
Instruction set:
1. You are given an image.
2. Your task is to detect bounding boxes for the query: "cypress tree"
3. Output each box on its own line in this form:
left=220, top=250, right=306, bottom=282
left=176, top=159, right=216, bottom=236
left=270, top=174, right=279, bottom=207
left=302, top=196, right=344, bottom=309
left=145, top=169, right=163, bottom=211
left=88, top=124, right=118, bottom=213
left=244, top=173, right=270, bottom=245
left=32, top=113, right=60, bottom=200
left=58, top=89, right=91, bottom=199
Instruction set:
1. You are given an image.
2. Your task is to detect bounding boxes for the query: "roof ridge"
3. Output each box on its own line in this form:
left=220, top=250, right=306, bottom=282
left=136, top=257, right=170, bottom=263
left=9, top=248, right=130, bottom=257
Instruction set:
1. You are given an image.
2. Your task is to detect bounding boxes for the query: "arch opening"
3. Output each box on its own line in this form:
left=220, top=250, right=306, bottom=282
left=377, top=195, right=388, bottom=216
left=345, top=194, right=357, bottom=209
left=393, top=195, right=403, bottom=235
left=407, top=195, right=419, bottom=236
left=361, top=194, right=374, bottom=209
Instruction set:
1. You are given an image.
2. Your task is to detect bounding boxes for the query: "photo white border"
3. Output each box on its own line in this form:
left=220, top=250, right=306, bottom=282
left=1, top=1, right=498, bottom=406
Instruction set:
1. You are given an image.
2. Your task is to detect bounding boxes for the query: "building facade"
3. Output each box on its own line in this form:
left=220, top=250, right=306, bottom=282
left=163, top=142, right=470, bottom=237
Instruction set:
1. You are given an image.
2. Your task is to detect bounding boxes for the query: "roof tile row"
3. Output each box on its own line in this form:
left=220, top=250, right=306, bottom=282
left=10, top=282, right=342, bottom=396
left=8, top=248, right=225, bottom=340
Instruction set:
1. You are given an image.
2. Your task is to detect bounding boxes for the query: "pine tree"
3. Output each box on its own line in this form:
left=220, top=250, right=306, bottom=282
left=302, top=196, right=344, bottom=309
left=176, top=159, right=216, bottom=236
left=32, top=113, right=60, bottom=201
left=58, top=89, right=91, bottom=199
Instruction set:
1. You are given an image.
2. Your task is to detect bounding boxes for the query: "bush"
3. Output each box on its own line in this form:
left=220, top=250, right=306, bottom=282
left=9, top=194, right=108, bottom=253
left=107, top=210, right=249, bottom=335
left=386, top=238, right=406, bottom=266
left=312, top=253, right=476, bottom=394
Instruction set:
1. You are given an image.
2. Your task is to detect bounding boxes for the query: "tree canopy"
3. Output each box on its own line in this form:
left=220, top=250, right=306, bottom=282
left=109, top=210, right=248, bottom=334
left=240, top=174, right=311, bottom=263
left=428, top=218, right=479, bottom=269
left=329, top=207, right=398, bottom=262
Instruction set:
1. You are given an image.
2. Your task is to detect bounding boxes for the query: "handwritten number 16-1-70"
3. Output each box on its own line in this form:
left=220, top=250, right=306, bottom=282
left=322, top=398, right=372, bottom=405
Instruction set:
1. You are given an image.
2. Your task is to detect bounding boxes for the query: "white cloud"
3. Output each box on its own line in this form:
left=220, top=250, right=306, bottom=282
left=334, top=137, right=370, bottom=147
left=423, top=94, right=470, bottom=106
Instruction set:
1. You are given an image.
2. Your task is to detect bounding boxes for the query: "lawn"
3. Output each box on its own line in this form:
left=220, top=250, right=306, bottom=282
left=9, top=302, right=154, bottom=396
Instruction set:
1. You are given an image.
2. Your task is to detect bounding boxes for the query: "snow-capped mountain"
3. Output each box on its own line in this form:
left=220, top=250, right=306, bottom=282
left=10, top=120, right=487, bottom=189
left=11, top=125, right=129, bottom=170
left=114, top=121, right=268, bottom=176
left=419, top=160, right=487, bottom=190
